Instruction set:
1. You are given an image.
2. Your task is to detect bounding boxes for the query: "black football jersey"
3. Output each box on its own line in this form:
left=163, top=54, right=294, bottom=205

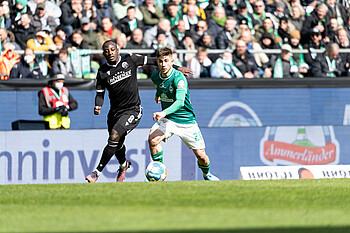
left=96, top=54, right=147, bottom=111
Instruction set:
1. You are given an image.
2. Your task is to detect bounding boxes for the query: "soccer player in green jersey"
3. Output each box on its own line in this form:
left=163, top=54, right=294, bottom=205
left=148, top=47, right=220, bottom=181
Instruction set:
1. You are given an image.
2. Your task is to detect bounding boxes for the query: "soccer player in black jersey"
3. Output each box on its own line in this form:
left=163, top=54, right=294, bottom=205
left=86, top=40, right=192, bottom=183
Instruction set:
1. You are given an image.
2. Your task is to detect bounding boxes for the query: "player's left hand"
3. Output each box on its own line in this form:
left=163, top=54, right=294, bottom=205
left=177, top=67, right=193, bottom=78
left=153, top=111, right=166, bottom=123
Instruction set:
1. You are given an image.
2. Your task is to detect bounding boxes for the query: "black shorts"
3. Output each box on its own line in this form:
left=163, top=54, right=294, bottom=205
left=107, top=105, right=143, bottom=137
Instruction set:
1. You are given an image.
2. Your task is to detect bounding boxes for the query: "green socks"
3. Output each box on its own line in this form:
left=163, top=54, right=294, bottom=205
left=198, top=162, right=210, bottom=175
left=151, top=151, right=164, bottom=163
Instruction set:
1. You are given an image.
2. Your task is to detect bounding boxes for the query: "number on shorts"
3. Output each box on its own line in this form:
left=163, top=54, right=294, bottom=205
left=193, top=131, right=203, bottom=142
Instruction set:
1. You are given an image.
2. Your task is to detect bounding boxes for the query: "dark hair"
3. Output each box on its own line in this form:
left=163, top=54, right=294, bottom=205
left=156, top=47, right=173, bottom=58
left=127, top=5, right=135, bottom=11
left=59, top=47, right=68, bottom=54
left=102, top=40, right=118, bottom=49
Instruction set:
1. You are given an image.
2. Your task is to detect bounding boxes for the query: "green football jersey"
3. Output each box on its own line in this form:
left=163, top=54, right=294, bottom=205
left=151, top=68, right=196, bottom=124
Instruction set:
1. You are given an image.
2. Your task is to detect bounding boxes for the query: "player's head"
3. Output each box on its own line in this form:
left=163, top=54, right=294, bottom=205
left=156, top=47, right=174, bottom=77
left=102, top=40, right=120, bottom=63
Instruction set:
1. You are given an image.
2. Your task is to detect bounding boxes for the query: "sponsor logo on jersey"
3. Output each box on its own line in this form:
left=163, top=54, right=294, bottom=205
left=177, top=80, right=185, bottom=88
left=259, top=126, right=340, bottom=166
left=122, top=62, right=129, bottom=69
left=108, top=70, right=132, bottom=85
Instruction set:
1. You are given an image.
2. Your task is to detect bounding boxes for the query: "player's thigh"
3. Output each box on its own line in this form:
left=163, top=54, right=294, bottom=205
left=177, top=123, right=206, bottom=150
left=148, top=128, right=166, bottom=146
left=109, top=106, right=142, bottom=137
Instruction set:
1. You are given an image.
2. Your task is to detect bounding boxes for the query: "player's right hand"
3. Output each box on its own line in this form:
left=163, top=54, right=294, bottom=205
left=94, top=106, right=101, bottom=115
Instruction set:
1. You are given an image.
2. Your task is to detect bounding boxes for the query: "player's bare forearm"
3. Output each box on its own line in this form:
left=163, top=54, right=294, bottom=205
left=177, top=67, right=193, bottom=78
left=153, top=111, right=166, bottom=123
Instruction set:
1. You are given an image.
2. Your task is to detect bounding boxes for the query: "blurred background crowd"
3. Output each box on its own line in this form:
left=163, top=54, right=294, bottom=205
left=0, top=0, right=350, bottom=79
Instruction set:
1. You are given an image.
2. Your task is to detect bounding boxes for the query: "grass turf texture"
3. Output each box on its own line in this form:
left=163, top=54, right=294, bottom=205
left=0, top=179, right=350, bottom=233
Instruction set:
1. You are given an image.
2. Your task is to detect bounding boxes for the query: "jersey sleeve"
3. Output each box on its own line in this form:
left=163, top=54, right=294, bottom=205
left=163, top=72, right=187, bottom=116
left=95, top=71, right=105, bottom=106
left=131, top=54, right=147, bottom=66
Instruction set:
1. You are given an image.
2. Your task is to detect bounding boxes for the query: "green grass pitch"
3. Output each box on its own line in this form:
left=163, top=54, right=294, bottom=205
left=0, top=179, right=350, bottom=233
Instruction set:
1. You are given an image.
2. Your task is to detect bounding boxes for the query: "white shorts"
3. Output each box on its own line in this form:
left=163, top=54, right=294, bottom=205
left=151, top=118, right=206, bottom=150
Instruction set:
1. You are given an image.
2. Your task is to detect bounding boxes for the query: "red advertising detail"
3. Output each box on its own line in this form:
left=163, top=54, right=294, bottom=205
left=264, top=141, right=336, bottom=165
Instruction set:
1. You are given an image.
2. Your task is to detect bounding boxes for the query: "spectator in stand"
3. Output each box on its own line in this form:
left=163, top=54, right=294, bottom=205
left=205, top=0, right=223, bottom=20
left=10, top=47, right=43, bottom=79
left=254, top=17, right=278, bottom=43
left=65, top=29, right=89, bottom=50
left=187, top=47, right=212, bottom=78
left=51, top=47, right=76, bottom=78
left=311, top=43, right=347, bottom=77
left=144, top=18, right=176, bottom=48
left=305, top=0, right=318, bottom=17
left=126, top=28, right=149, bottom=49
left=95, top=0, right=117, bottom=28
left=235, top=1, right=258, bottom=32
left=325, top=0, right=348, bottom=28
left=189, top=19, right=211, bottom=44
left=53, top=36, right=64, bottom=51
left=207, top=6, right=226, bottom=36
left=345, top=16, right=350, bottom=39
left=53, top=26, right=67, bottom=47
left=118, top=6, right=144, bottom=40
left=182, top=4, right=202, bottom=30
left=237, top=18, right=250, bottom=31
left=329, top=17, right=339, bottom=42
left=0, top=2, right=11, bottom=29
left=252, top=0, right=277, bottom=26
left=10, top=0, right=29, bottom=27
left=271, top=1, right=288, bottom=22
left=183, top=0, right=206, bottom=23
left=0, top=28, right=21, bottom=50
left=334, top=28, right=350, bottom=71
left=301, top=3, right=331, bottom=45
left=224, top=0, right=237, bottom=17
left=82, top=0, right=98, bottom=31
left=289, top=30, right=309, bottom=77
left=60, top=0, right=84, bottom=36
left=196, top=31, right=217, bottom=50
left=211, top=50, right=243, bottom=78
left=80, top=17, right=100, bottom=50
left=165, top=1, right=181, bottom=27
left=288, top=4, right=305, bottom=32
left=259, top=32, right=280, bottom=61
left=171, top=19, right=187, bottom=48
left=216, top=16, right=237, bottom=49
left=232, top=39, right=259, bottom=78
left=139, top=0, right=164, bottom=29
left=28, top=0, right=61, bottom=25
left=27, top=30, right=56, bottom=77
left=0, top=42, right=20, bottom=79
left=239, top=29, right=271, bottom=77
left=12, top=13, right=36, bottom=49
left=304, top=27, right=326, bottom=65
left=31, top=2, right=57, bottom=35
left=113, top=0, right=143, bottom=21
left=97, top=17, right=124, bottom=47
left=277, top=16, right=290, bottom=45
left=270, top=44, right=300, bottom=78
left=116, top=33, right=128, bottom=49
left=178, top=31, right=196, bottom=64
left=151, top=29, right=172, bottom=49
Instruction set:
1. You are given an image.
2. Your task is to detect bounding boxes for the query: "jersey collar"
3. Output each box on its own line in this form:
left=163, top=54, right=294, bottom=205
left=159, top=68, right=175, bottom=80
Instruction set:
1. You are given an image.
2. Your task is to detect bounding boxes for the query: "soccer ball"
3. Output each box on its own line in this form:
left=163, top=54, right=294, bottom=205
left=145, top=161, right=167, bottom=181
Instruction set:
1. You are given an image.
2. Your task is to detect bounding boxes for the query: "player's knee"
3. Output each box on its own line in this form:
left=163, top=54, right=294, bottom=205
left=109, top=130, right=120, bottom=142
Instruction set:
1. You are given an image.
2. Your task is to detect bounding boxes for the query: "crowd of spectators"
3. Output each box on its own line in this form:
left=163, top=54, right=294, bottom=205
left=1, top=0, right=350, bottom=79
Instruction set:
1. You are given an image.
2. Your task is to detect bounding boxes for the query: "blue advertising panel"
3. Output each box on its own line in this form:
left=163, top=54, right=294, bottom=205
left=1, top=88, right=350, bottom=130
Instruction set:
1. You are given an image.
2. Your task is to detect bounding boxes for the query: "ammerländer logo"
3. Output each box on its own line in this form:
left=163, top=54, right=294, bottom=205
left=260, top=126, right=340, bottom=166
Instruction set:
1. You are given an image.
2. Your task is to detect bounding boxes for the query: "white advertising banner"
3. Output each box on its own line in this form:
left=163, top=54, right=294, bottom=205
left=0, top=129, right=182, bottom=185
left=239, top=164, right=350, bottom=180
